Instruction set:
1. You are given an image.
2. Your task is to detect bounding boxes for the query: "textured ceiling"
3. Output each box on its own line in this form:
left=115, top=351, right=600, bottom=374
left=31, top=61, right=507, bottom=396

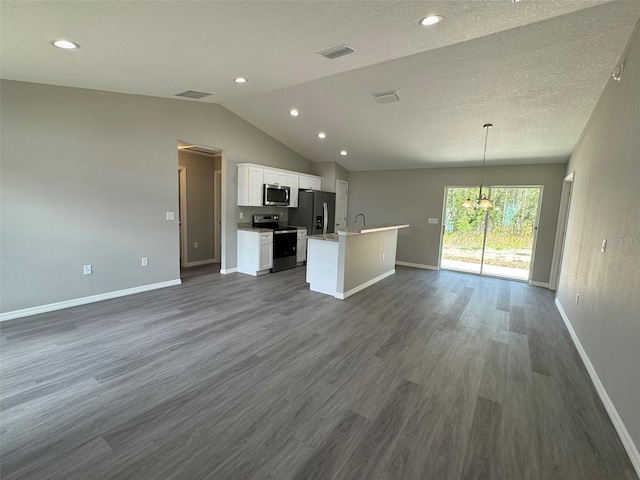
left=2, top=1, right=640, bottom=170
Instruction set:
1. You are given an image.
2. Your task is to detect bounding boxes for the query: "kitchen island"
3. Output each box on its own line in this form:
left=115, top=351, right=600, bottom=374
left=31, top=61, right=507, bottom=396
left=306, top=224, right=409, bottom=299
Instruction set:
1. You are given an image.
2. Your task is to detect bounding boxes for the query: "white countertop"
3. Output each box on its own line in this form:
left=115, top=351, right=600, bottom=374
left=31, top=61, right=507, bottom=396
left=337, top=223, right=410, bottom=235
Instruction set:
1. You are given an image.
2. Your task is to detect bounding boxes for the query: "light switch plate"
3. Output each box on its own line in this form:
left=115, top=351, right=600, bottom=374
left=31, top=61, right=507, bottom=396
left=141, top=257, right=149, bottom=266
left=428, top=218, right=439, bottom=224
left=166, top=212, right=175, bottom=221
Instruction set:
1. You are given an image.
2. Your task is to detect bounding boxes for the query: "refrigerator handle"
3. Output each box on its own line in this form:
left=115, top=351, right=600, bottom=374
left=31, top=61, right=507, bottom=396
left=323, top=202, right=328, bottom=234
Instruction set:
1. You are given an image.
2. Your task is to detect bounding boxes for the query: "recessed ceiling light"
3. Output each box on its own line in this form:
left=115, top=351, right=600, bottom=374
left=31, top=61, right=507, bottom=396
left=340, top=150, right=348, bottom=156
left=289, top=109, right=299, bottom=117
left=52, top=39, right=80, bottom=49
left=318, top=132, right=326, bottom=139
left=419, top=15, right=442, bottom=26
left=234, top=77, right=247, bottom=84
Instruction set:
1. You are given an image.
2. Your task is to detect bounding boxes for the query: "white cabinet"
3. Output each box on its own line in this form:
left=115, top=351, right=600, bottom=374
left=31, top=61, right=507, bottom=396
left=238, top=163, right=322, bottom=207
left=264, top=168, right=288, bottom=186
left=288, top=174, right=299, bottom=208
left=299, top=174, right=322, bottom=191
left=238, top=164, right=264, bottom=206
left=237, top=230, right=273, bottom=275
left=297, top=228, right=307, bottom=263
left=260, top=232, right=273, bottom=271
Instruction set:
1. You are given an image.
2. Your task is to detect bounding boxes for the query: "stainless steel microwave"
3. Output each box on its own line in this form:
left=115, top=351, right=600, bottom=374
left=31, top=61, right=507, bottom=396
left=263, top=184, right=290, bottom=206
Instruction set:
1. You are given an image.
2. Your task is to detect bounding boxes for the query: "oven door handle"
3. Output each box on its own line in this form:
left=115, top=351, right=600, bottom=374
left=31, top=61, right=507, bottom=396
left=274, top=230, right=297, bottom=235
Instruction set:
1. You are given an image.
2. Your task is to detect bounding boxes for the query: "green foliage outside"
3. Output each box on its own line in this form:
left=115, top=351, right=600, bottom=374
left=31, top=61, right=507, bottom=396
left=442, top=187, right=540, bottom=269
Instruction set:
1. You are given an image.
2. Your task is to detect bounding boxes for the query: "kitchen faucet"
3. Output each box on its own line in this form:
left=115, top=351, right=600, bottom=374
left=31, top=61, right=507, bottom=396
left=353, top=213, right=366, bottom=226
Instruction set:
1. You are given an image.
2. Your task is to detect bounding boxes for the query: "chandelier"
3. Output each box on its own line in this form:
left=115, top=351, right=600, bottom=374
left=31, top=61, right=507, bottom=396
left=463, top=123, right=493, bottom=210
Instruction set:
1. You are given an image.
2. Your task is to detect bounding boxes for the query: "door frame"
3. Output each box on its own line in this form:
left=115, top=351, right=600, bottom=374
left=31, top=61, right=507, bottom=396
left=549, top=172, right=574, bottom=291
left=178, top=166, right=188, bottom=267
left=214, top=170, right=222, bottom=263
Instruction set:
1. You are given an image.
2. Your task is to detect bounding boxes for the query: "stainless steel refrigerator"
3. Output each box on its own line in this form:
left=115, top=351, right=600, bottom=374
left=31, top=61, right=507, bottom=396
left=289, top=190, right=336, bottom=235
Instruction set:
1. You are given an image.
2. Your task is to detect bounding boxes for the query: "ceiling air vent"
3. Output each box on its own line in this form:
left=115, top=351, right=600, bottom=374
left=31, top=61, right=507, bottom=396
left=175, top=90, right=213, bottom=99
left=373, top=91, right=400, bottom=104
left=318, top=44, right=355, bottom=60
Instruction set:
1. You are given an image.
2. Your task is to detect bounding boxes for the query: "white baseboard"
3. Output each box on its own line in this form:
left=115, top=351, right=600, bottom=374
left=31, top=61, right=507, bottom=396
left=185, top=259, right=217, bottom=267
left=0, top=279, right=182, bottom=322
left=336, top=269, right=395, bottom=300
left=529, top=280, right=550, bottom=288
left=220, top=267, right=237, bottom=275
left=555, top=298, right=640, bottom=476
left=395, top=261, right=439, bottom=271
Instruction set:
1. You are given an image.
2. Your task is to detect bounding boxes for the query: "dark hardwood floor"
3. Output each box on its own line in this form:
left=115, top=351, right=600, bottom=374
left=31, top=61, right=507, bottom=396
left=0, top=266, right=636, bottom=479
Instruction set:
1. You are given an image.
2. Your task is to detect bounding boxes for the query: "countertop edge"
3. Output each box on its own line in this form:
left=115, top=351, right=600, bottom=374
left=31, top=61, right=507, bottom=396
left=337, top=224, right=410, bottom=235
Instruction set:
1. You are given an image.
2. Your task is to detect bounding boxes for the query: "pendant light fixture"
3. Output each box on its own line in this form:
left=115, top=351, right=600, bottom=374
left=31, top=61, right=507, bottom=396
left=464, top=123, right=493, bottom=210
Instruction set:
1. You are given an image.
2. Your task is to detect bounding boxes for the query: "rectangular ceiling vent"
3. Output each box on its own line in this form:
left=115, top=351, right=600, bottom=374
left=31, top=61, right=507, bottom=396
left=175, top=90, right=213, bottom=99
left=373, top=91, right=400, bottom=104
left=318, top=44, right=355, bottom=60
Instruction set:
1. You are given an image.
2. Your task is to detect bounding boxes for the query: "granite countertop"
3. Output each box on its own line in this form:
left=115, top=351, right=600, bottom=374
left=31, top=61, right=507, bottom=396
left=337, top=223, right=410, bottom=234
left=308, top=233, right=339, bottom=242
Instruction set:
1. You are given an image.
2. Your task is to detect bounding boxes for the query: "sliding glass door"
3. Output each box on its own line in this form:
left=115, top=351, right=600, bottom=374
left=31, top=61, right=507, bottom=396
left=441, top=186, right=542, bottom=281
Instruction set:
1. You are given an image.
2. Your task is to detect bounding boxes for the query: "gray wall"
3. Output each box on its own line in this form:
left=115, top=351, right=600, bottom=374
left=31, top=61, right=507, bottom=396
left=558, top=21, right=640, bottom=451
left=338, top=230, right=398, bottom=293
left=347, top=163, right=565, bottom=284
left=178, top=150, right=219, bottom=263
left=310, top=161, right=349, bottom=193
left=1, top=80, right=311, bottom=312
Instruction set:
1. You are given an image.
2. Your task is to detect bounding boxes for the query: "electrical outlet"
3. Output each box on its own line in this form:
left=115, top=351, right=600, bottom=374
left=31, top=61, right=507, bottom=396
left=166, top=212, right=175, bottom=221
left=382, top=253, right=386, bottom=260
left=239, top=212, right=244, bottom=219
left=428, top=218, right=439, bottom=224
left=141, top=257, right=148, bottom=267
left=83, top=264, right=92, bottom=275
left=576, top=293, right=580, bottom=305
left=601, top=238, right=607, bottom=253
left=194, top=242, right=199, bottom=248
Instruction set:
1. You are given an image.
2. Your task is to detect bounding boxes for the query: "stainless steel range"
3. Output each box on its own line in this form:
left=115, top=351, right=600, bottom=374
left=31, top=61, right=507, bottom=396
left=252, top=214, right=297, bottom=272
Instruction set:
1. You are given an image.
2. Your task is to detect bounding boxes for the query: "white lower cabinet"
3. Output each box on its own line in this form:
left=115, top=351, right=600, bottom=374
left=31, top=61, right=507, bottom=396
left=238, top=230, right=273, bottom=275
left=297, top=229, right=307, bottom=263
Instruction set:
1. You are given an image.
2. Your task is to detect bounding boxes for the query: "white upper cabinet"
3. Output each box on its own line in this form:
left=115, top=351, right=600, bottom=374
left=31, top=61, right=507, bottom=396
left=288, top=174, right=299, bottom=208
left=238, top=164, right=264, bottom=207
left=299, top=174, right=322, bottom=191
left=238, top=163, right=322, bottom=207
left=264, top=168, right=288, bottom=186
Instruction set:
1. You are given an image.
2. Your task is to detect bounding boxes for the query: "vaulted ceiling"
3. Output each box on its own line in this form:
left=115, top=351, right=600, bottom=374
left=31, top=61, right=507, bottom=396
left=2, top=1, right=639, bottom=170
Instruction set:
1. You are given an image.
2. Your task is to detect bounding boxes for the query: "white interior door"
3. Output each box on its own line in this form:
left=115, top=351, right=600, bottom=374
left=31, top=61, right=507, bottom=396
left=335, top=180, right=348, bottom=229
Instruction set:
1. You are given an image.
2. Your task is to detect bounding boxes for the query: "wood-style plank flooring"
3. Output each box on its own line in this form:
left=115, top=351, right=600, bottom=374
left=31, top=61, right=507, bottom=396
left=1, top=266, right=636, bottom=479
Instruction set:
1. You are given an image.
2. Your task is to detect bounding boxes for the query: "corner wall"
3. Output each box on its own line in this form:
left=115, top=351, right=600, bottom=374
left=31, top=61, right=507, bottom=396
left=0, top=80, right=312, bottom=313
left=557, top=20, right=640, bottom=465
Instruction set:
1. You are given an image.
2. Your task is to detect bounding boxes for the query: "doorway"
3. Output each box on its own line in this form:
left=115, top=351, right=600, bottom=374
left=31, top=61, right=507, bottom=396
left=549, top=172, right=574, bottom=291
left=177, top=143, right=222, bottom=273
left=441, top=186, right=542, bottom=281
